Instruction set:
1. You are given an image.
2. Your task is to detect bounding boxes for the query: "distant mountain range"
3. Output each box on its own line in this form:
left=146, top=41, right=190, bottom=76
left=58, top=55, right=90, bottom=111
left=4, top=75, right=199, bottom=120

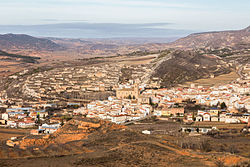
left=0, top=33, right=64, bottom=51
left=1, top=26, right=249, bottom=53
left=0, top=26, right=248, bottom=59
left=167, top=26, right=250, bottom=50
left=0, top=22, right=192, bottom=38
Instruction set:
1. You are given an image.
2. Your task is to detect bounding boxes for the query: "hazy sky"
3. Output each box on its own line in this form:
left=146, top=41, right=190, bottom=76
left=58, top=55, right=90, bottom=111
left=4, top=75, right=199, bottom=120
left=0, top=0, right=249, bottom=37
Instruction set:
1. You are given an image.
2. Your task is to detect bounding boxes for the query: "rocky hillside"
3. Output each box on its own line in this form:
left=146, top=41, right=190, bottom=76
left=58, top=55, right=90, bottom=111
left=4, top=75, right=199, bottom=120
left=147, top=27, right=250, bottom=87
left=168, top=26, right=250, bottom=50
left=0, top=33, right=63, bottom=51
left=0, top=117, right=249, bottom=167
left=152, top=50, right=231, bottom=87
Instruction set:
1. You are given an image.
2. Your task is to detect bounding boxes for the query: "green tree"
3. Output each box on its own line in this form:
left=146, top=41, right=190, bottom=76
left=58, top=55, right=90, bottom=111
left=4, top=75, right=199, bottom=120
left=149, top=97, right=153, bottom=106
left=220, top=102, right=227, bottom=109
left=61, top=119, right=64, bottom=126
left=37, top=114, right=41, bottom=124
left=24, top=111, right=29, bottom=117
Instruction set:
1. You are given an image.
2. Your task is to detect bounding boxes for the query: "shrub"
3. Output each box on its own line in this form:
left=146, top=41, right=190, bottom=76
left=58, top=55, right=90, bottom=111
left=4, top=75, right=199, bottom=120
left=228, top=145, right=239, bottom=154
left=215, top=160, right=225, bottom=167
left=231, top=161, right=250, bottom=167
left=200, top=140, right=212, bottom=152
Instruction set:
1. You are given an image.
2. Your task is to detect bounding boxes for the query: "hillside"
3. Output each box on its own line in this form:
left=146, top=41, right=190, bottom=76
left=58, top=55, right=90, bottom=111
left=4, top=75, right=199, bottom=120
left=0, top=117, right=248, bottom=167
left=152, top=50, right=231, bottom=87
left=0, top=33, right=63, bottom=52
left=167, top=26, right=250, bottom=50
left=0, top=50, right=40, bottom=64
left=0, top=49, right=41, bottom=77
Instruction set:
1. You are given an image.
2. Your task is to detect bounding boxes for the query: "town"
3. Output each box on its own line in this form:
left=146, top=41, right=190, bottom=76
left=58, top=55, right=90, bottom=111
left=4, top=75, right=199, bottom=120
left=0, top=61, right=249, bottom=136
left=0, top=0, right=250, bottom=165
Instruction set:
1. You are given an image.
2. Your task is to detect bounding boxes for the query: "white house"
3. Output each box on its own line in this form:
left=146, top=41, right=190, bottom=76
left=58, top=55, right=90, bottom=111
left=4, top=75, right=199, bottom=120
left=219, top=113, right=227, bottom=122
left=39, top=123, right=61, bottom=134
left=1, top=113, right=8, bottom=120
left=111, top=115, right=127, bottom=124
left=211, top=116, right=219, bottom=122
left=7, top=120, right=17, bottom=128
left=225, top=117, right=240, bottom=124
left=203, top=113, right=211, bottom=121
left=18, top=121, right=35, bottom=128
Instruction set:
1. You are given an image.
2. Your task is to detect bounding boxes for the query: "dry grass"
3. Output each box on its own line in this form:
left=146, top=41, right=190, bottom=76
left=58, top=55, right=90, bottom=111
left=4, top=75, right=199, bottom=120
left=0, top=62, right=20, bottom=66
left=183, top=71, right=239, bottom=87
left=0, top=128, right=29, bottom=141
left=194, top=122, right=245, bottom=129
left=115, top=54, right=158, bottom=65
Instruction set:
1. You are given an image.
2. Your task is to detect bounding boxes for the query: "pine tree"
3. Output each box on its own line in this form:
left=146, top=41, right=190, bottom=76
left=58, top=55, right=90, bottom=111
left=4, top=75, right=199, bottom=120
left=220, top=102, right=227, bottom=109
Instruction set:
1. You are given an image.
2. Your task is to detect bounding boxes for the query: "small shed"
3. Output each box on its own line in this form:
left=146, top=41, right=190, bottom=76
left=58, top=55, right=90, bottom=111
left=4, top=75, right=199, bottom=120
left=142, top=130, right=151, bottom=135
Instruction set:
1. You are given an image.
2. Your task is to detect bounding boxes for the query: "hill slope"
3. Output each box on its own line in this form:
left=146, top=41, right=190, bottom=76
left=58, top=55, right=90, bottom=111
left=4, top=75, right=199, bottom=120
left=0, top=33, right=63, bottom=51
left=168, top=26, right=250, bottom=50
left=152, top=50, right=231, bottom=87
left=0, top=49, right=40, bottom=64
left=0, top=49, right=41, bottom=77
left=0, top=117, right=248, bottom=167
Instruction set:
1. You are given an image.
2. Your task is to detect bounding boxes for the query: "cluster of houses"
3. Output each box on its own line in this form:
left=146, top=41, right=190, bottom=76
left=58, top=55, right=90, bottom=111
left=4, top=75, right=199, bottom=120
left=74, top=96, right=152, bottom=124
left=70, top=65, right=250, bottom=124
left=142, top=82, right=249, bottom=112
left=144, top=83, right=250, bottom=123
left=0, top=105, right=69, bottom=134
left=153, top=106, right=250, bottom=124
left=0, top=107, right=48, bottom=128
left=185, top=109, right=250, bottom=123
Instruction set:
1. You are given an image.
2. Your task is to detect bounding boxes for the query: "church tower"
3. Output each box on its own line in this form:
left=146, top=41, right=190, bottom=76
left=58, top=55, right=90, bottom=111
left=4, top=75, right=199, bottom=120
left=134, top=83, right=139, bottom=99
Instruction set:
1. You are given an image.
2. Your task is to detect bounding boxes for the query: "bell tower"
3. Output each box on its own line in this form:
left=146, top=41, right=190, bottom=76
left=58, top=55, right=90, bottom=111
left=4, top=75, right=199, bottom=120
left=134, top=83, right=139, bottom=98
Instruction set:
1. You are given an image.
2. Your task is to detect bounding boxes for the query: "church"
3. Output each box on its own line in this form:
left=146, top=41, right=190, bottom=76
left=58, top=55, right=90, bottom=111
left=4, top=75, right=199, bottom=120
left=116, top=84, right=139, bottom=99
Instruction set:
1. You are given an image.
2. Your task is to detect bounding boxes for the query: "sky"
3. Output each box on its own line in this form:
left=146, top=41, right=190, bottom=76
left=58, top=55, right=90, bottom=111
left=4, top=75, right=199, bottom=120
left=0, top=0, right=249, bottom=38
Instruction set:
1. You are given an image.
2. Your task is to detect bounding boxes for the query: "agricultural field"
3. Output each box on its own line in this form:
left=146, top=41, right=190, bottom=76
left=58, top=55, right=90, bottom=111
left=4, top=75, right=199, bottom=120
left=183, top=71, right=239, bottom=87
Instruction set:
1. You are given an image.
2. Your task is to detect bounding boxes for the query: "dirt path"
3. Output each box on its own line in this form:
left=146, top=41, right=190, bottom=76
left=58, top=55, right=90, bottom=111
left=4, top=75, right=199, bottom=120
left=0, top=130, right=27, bottom=135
